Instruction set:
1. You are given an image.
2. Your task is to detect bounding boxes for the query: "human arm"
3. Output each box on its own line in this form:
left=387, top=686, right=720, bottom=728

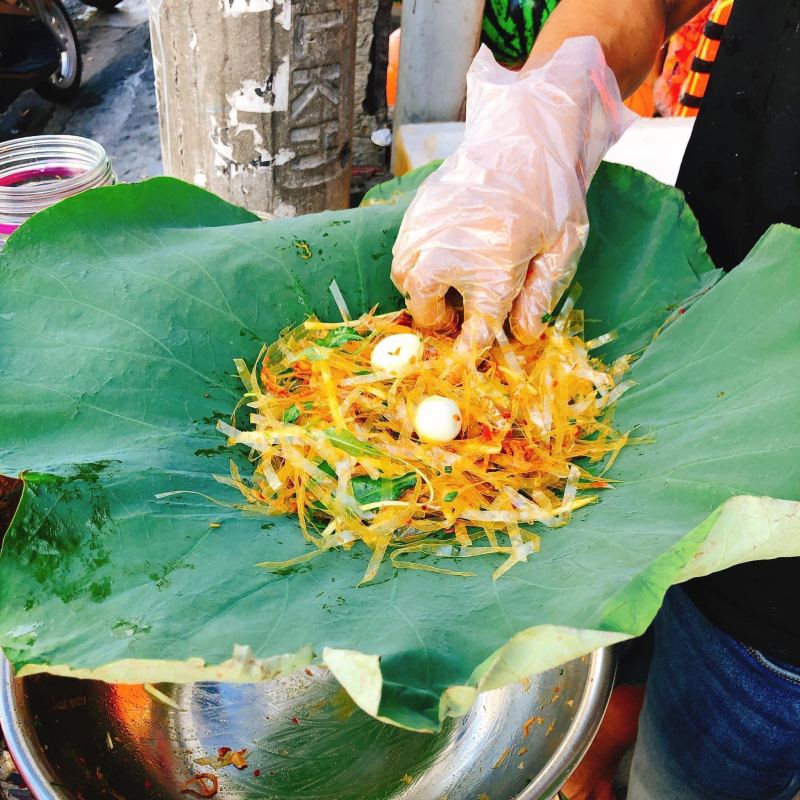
left=531, top=0, right=711, bottom=97
left=391, top=0, right=710, bottom=351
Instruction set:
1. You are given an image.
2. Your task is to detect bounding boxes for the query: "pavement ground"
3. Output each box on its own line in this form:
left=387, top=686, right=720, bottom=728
left=0, top=0, right=161, bottom=182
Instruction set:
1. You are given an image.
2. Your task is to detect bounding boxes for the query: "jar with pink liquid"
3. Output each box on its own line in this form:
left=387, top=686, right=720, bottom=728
left=0, top=135, right=116, bottom=249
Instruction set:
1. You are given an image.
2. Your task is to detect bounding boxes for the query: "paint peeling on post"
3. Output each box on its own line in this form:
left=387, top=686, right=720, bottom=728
left=148, top=0, right=357, bottom=216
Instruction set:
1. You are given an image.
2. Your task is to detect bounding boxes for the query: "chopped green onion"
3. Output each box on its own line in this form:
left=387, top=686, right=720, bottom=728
left=282, top=404, right=301, bottom=424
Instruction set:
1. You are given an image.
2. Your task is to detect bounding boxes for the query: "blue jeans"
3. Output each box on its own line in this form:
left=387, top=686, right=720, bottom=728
left=628, top=586, right=800, bottom=800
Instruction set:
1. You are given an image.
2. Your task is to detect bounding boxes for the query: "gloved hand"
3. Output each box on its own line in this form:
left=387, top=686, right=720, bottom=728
left=391, top=36, right=635, bottom=352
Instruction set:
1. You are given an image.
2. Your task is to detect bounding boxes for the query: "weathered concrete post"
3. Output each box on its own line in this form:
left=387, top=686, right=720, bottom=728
left=148, top=0, right=358, bottom=217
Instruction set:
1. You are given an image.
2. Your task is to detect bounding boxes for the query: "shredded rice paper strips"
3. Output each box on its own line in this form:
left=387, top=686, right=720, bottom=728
left=219, top=306, right=634, bottom=583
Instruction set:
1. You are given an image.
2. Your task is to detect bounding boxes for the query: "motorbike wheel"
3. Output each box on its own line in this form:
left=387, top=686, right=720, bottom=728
left=33, top=0, right=82, bottom=103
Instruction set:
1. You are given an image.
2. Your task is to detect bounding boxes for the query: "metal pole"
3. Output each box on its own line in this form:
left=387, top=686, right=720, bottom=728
left=391, top=0, right=483, bottom=170
left=148, top=0, right=358, bottom=217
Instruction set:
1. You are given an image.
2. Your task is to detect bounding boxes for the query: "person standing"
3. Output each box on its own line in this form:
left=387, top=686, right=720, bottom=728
left=391, top=1, right=800, bottom=796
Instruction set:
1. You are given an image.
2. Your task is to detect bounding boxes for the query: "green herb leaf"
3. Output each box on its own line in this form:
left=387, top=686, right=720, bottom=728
left=316, top=327, right=363, bottom=348
left=444, top=466, right=453, bottom=474
left=323, top=429, right=383, bottom=458
left=312, top=464, right=416, bottom=506
left=282, top=404, right=301, bottom=424
left=443, top=491, right=458, bottom=502
left=317, top=461, right=336, bottom=478
left=351, top=473, right=418, bottom=505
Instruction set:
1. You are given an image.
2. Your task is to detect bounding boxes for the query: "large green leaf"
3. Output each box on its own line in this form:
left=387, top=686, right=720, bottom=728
left=1, top=164, right=798, bottom=733
left=360, top=161, right=441, bottom=206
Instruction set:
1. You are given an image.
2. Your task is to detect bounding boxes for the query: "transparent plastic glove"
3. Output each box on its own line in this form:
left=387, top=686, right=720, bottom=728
left=391, top=37, right=635, bottom=352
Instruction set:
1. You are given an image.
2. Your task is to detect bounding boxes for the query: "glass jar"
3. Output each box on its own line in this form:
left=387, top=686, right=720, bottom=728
left=0, top=135, right=116, bottom=249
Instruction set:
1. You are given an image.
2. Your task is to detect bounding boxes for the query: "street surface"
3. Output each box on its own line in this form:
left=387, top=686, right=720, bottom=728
left=0, top=0, right=161, bottom=181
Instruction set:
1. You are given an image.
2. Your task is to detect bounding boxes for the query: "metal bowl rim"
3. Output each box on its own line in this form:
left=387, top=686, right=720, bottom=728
left=518, top=646, right=615, bottom=798
left=1, top=648, right=614, bottom=800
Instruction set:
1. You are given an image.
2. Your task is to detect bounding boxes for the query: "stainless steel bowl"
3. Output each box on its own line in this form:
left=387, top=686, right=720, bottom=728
left=1, top=650, right=613, bottom=800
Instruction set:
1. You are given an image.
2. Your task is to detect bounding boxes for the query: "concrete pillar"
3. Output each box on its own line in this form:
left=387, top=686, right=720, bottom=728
left=148, top=0, right=358, bottom=217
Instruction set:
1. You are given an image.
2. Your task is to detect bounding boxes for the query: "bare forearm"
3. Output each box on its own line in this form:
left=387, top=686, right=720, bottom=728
left=530, top=0, right=709, bottom=97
